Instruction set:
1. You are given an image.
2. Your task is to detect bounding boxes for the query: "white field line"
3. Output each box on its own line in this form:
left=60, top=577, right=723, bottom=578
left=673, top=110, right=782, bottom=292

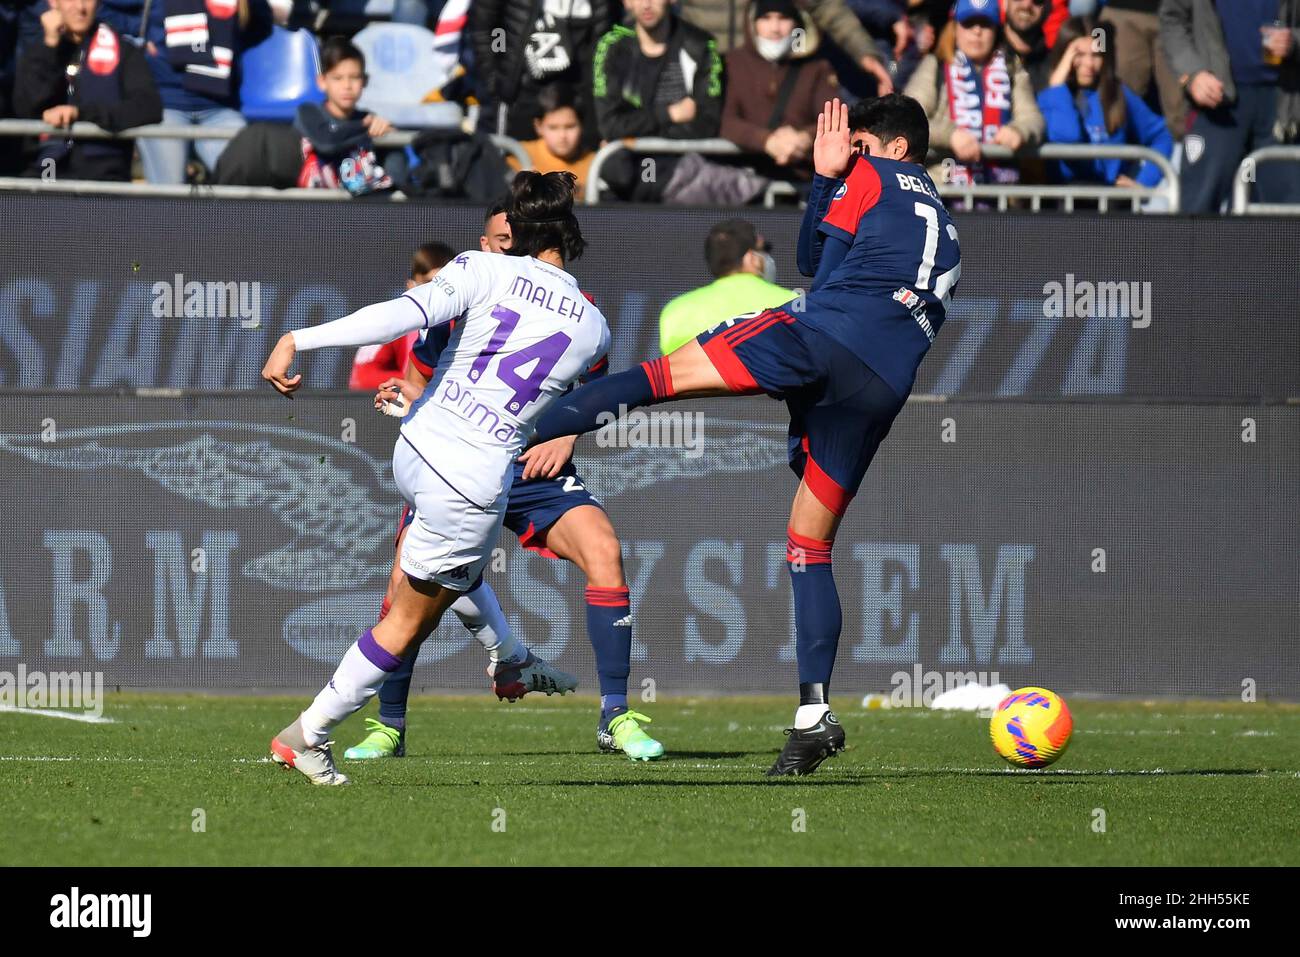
left=0, top=706, right=114, bottom=724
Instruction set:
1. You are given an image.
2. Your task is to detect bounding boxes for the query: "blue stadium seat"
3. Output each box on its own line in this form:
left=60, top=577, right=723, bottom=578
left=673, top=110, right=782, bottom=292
left=352, top=23, right=463, bottom=129
left=240, top=27, right=326, bottom=123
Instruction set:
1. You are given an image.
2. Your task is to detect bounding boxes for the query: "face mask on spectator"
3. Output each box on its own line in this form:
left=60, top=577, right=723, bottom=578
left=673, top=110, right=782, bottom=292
left=760, top=251, right=777, bottom=283
left=756, top=33, right=796, bottom=62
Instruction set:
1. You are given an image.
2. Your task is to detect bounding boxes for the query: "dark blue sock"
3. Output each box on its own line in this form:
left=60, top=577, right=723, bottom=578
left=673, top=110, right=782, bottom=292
left=586, top=585, right=631, bottom=721
left=377, top=647, right=415, bottom=730
left=787, top=531, right=840, bottom=686
left=533, top=359, right=672, bottom=443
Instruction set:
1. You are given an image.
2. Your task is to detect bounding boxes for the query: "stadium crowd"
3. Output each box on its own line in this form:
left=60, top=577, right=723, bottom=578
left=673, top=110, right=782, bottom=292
left=1, top=0, right=1298, bottom=211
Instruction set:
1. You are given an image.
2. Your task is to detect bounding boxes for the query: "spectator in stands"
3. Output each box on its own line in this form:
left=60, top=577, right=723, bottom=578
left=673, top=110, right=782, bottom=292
left=593, top=0, right=769, bottom=204
left=3, top=1, right=52, bottom=175
left=1161, top=0, right=1300, bottom=213
left=470, top=0, right=614, bottom=149
left=659, top=219, right=796, bottom=355
left=841, top=0, right=934, bottom=91
left=98, top=0, right=276, bottom=184
left=12, top=0, right=162, bottom=182
left=678, top=0, right=894, bottom=93
left=212, top=36, right=395, bottom=193
left=1101, top=1, right=1184, bottom=138
left=1037, top=15, right=1172, bottom=188
left=904, top=0, right=1044, bottom=186
left=294, top=36, right=394, bottom=193
left=506, top=82, right=595, bottom=198
left=350, top=242, right=454, bottom=390
left=1003, top=0, right=1054, bottom=92
left=720, top=0, right=840, bottom=185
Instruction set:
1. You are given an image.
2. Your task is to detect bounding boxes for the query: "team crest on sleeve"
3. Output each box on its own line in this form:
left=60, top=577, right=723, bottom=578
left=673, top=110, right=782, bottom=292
left=832, top=182, right=848, bottom=201
left=87, top=25, right=120, bottom=75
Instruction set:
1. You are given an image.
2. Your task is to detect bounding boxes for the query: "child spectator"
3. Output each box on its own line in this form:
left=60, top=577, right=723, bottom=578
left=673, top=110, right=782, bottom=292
left=506, top=83, right=595, bottom=198
left=720, top=0, right=840, bottom=184
left=1037, top=16, right=1172, bottom=188
left=12, top=0, right=162, bottom=181
left=294, top=36, right=394, bottom=194
left=470, top=0, right=614, bottom=149
left=903, top=0, right=1044, bottom=186
left=349, top=242, right=455, bottom=391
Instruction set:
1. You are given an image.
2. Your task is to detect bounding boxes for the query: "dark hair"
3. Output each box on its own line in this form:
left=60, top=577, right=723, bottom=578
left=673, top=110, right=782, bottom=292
left=704, top=219, right=759, bottom=278
left=848, top=94, right=930, bottom=162
left=484, top=198, right=509, bottom=227
left=1053, top=16, right=1125, bottom=135
left=504, top=170, right=585, bottom=263
left=320, top=36, right=366, bottom=75
left=533, top=82, right=583, bottom=123
left=410, top=242, right=454, bottom=278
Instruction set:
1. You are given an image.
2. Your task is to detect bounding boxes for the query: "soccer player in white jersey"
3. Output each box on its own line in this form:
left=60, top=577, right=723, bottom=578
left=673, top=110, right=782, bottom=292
left=260, top=171, right=610, bottom=785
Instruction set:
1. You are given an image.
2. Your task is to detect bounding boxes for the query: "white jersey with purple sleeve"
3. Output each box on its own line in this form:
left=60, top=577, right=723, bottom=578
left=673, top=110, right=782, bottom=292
left=293, top=250, right=609, bottom=509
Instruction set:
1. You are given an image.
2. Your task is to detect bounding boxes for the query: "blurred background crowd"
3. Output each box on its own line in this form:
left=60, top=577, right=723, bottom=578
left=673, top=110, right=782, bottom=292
left=2, top=0, right=1297, bottom=212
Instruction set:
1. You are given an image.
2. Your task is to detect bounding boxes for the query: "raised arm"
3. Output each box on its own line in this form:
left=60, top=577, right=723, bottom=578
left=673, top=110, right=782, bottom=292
left=262, top=253, right=488, bottom=395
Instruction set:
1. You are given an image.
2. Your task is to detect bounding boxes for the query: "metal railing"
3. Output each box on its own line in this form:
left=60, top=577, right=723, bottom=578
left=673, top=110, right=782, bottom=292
left=1232, top=145, right=1300, bottom=215
left=0, top=119, right=532, bottom=197
left=584, top=138, right=1179, bottom=213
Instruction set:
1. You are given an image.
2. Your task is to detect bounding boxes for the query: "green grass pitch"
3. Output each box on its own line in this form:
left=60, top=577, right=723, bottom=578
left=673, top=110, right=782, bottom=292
left=2, top=695, right=1297, bottom=866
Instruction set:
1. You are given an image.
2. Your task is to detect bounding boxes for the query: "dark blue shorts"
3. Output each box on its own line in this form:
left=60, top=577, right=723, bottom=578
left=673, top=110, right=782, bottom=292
left=396, top=461, right=601, bottom=560
left=696, top=308, right=906, bottom=515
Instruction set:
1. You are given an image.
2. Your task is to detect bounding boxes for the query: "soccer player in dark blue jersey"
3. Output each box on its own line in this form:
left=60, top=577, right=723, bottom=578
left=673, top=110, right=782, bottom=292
left=530, top=94, right=961, bottom=775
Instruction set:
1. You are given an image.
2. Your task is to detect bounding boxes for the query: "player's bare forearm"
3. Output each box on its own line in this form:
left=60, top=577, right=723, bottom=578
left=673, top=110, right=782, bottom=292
left=261, top=333, right=302, bottom=397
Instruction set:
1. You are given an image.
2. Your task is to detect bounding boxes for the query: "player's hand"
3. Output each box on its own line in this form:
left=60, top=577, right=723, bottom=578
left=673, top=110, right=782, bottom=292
left=859, top=56, right=894, bottom=95
left=373, top=376, right=422, bottom=412
left=41, top=8, right=65, bottom=47
left=364, top=113, right=393, bottom=138
left=667, top=97, right=696, bottom=124
left=814, top=98, right=853, bottom=178
left=42, top=105, right=78, bottom=127
left=518, top=435, right=577, bottom=480
left=261, top=333, right=302, bottom=397
left=1187, top=71, right=1225, bottom=110
left=950, top=128, right=981, bottom=163
left=1114, top=174, right=1139, bottom=189
left=993, top=126, right=1023, bottom=152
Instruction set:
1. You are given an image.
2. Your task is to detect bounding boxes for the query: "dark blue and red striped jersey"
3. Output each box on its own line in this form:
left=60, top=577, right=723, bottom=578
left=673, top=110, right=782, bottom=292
left=796, top=154, right=961, bottom=397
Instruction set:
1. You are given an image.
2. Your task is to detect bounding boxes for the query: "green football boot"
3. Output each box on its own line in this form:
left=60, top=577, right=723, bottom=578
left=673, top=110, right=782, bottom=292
left=343, top=718, right=405, bottom=760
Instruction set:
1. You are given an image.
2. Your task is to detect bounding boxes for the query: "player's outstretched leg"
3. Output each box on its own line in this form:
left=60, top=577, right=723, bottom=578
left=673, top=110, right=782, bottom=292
left=543, top=505, right=664, bottom=760
left=768, top=487, right=847, bottom=777
left=272, top=574, right=454, bottom=785
left=532, top=340, right=737, bottom=445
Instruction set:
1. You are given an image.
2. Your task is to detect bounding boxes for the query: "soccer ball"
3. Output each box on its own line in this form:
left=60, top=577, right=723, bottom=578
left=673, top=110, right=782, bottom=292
left=989, top=687, right=1073, bottom=768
